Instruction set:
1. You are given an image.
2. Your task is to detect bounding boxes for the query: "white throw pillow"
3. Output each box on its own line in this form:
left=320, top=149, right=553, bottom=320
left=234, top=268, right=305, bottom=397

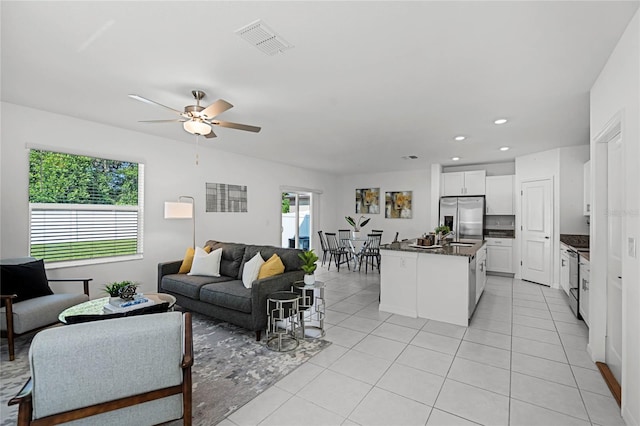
left=242, top=252, right=265, bottom=288
left=188, top=247, right=222, bottom=277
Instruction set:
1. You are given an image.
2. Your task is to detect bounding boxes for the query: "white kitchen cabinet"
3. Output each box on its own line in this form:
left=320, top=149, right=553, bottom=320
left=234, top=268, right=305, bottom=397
left=579, top=257, right=590, bottom=327
left=485, top=175, right=514, bottom=215
left=486, top=238, right=513, bottom=273
left=583, top=160, right=591, bottom=216
left=476, top=244, right=487, bottom=303
left=441, top=170, right=486, bottom=196
left=560, top=244, right=571, bottom=297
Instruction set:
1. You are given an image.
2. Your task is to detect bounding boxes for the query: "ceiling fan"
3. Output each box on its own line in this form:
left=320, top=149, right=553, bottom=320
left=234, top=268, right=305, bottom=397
left=128, top=90, right=261, bottom=138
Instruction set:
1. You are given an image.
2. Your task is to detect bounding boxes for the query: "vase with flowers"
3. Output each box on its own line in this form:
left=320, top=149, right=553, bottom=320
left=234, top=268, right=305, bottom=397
left=345, top=215, right=371, bottom=238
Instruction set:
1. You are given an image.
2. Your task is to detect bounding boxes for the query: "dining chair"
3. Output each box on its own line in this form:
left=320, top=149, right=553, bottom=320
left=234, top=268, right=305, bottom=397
left=325, top=233, right=351, bottom=272
left=359, top=233, right=382, bottom=274
left=338, top=229, right=351, bottom=249
left=317, top=231, right=330, bottom=266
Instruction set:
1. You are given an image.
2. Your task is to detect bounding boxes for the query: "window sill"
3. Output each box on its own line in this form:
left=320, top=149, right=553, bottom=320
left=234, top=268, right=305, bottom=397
left=44, top=254, right=143, bottom=270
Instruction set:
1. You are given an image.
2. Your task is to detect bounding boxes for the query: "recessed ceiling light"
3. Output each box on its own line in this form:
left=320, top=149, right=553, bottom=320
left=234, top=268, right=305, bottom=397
left=494, top=118, right=508, bottom=125
left=454, top=135, right=466, bottom=141
left=451, top=157, right=460, bottom=161
left=500, top=146, right=510, bottom=151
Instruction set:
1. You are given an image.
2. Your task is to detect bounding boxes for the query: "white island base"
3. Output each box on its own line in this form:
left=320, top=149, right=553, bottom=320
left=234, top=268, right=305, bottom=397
left=379, top=243, right=485, bottom=327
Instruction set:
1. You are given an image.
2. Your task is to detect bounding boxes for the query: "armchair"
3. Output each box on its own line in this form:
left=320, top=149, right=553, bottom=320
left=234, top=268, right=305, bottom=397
left=1, top=257, right=92, bottom=361
left=9, top=311, right=193, bottom=426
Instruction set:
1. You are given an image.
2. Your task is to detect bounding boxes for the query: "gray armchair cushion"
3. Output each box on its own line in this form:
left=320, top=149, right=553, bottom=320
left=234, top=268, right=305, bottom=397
left=205, top=241, right=247, bottom=279
left=0, top=293, right=88, bottom=334
left=29, top=312, right=185, bottom=423
left=161, top=273, right=231, bottom=299
left=200, top=280, right=252, bottom=313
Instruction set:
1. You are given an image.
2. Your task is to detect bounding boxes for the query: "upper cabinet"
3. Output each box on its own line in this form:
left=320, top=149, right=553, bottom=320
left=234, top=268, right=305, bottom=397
left=584, top=160, right=591, bottom=216
left=442, top=170, right=486, bottom=196
left=485, top=175, right=514, bottom=215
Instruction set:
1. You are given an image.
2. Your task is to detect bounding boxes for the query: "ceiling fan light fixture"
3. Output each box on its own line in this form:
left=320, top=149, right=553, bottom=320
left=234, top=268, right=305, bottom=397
left=183, top=120, right=211, bottom=136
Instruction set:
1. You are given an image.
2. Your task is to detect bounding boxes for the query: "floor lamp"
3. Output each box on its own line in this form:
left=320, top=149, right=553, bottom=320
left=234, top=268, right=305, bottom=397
left=164, top=196, right=196, bottom=248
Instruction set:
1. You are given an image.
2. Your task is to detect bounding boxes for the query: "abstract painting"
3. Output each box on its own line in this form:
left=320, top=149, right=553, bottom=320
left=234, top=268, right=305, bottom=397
left=356, top=188, right=380, bottom=214
left=385, top=191, right=412, bottom=219
left=206, top=183, right=247, bottom=212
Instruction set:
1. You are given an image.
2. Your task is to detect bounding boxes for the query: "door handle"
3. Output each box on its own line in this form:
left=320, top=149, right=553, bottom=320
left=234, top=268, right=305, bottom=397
left=561, top=259, right=566, bottom=267
left=618, top=276, right=622, bottom=279
left=545, top=236, right=550, bottom=239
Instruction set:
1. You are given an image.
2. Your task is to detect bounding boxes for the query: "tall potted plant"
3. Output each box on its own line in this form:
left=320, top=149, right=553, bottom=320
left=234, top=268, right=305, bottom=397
left=345, top=215, right=371, bottom=238
left=298, top=249, right=319, bottom=285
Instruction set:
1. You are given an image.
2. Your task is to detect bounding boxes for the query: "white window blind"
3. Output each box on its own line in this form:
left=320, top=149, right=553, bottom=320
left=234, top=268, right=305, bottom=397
left=28, top=149, right=144, bottom=264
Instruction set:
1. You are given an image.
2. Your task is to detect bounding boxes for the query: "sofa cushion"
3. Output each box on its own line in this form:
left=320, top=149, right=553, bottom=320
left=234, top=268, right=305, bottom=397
left=241, top=245, right=304, bottom=276
left=178, top=245, right=212, bottom=274
left=188, top=247, right=222, bottom=277
left=259, top=254, right=285, bottom=279
left=161, top=273, right=232, bottom=300
left=205, top=241, right=246, bottom=279
left=199, top=280, right=252, bottom=314
left=0, top=293, right=89, bottom=334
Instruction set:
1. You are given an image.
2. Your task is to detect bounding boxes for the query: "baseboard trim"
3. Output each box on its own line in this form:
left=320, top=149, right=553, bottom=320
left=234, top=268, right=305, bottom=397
left=596, top=361, right=622, bottom=407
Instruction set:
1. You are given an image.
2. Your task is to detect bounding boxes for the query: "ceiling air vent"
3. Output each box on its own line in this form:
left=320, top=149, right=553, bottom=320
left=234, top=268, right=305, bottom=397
left=235, top=19, right=294, bottom=56
left=402, top=155, right=419, bottom=160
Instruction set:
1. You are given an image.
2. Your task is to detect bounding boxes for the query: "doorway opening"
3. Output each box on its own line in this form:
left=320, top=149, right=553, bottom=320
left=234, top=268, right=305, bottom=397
left=281, top=191, right=312, bottom=251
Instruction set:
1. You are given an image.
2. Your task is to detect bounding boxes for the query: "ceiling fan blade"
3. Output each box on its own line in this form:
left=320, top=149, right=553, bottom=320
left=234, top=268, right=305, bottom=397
left=205, top=130, right=217, bottom=139
left=212, top=120, right=261, bottom=133
left=201, top=99, right=233, bottom=120
left=138, top=119, right=186, bottom=123
left=128, top=94, right=183, bottom=115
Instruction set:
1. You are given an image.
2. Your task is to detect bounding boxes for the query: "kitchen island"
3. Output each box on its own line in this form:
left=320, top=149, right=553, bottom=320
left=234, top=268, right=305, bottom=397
left=379, top=238, right=487, bottom=326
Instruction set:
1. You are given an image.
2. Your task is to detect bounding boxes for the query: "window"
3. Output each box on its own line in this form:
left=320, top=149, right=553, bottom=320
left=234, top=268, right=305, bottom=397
left=28, top=149, right=144, bottom=265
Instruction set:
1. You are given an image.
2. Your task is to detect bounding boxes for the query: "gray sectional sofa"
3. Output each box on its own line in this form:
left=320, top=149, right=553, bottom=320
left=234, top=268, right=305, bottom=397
left=158, top=240, right=304, bottom=340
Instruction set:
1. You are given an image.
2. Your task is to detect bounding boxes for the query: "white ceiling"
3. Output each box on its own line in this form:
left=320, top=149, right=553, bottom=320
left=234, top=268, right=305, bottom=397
left=2, top=1, right=638, bottom=175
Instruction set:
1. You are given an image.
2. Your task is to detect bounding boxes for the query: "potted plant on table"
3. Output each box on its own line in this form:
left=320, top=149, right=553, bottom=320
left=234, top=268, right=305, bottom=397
left=345, top=215, right=371, bottom=238
left=104, top=280, right=138, bottom=302
left=298, top=250, right=319, bottom=286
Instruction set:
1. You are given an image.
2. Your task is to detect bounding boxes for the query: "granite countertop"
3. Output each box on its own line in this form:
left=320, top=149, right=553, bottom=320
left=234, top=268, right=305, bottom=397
left=579, top=251, right=590, bottom=261
left=560, top=234, right=589, bottom=249
left=381, top=238, right=485, bottom=257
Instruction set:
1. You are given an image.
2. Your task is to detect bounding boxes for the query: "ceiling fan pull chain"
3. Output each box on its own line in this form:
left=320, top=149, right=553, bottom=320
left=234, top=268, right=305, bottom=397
left=195, top=134, right=200, bottom=165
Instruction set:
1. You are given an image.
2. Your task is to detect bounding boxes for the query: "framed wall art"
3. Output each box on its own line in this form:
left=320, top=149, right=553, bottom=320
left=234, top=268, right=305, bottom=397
left=355, top=187, right=380, bottom=214
left=385, top=191, right=412, bottom=219
left=206, top=182, right=247, bottom=212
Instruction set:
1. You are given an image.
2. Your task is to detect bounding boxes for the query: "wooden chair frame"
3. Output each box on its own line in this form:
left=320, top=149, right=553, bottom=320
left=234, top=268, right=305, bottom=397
left=1, top=278, right=92, bottom=361
left=9, top=313, right=194, bottom=426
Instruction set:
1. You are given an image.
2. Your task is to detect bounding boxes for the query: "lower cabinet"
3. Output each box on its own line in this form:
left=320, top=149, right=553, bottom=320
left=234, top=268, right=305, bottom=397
left=486, top=238, right=513, bottom=273
left=476, top=244, right=487, bottom=303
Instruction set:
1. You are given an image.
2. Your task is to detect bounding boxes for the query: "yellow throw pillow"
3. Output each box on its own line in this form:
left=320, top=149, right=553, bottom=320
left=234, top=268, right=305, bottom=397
left=258, top=253, right=285, bottom=279
left=178, top=246, right=212, bottom=274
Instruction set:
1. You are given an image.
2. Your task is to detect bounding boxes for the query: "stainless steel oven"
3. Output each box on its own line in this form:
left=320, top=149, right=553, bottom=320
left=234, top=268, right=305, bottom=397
left=567, top=249, right=581, bottom=318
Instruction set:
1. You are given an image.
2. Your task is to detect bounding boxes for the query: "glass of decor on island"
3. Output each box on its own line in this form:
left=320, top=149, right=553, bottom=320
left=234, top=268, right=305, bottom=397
left=345, top=215, right=371, bottom=238
left=298, top=249, right=319, bottom=285
left=434, top=225, right=451, bottom=244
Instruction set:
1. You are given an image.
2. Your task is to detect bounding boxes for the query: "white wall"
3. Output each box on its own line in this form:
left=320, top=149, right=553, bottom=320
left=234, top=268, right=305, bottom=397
left=0, top=102, right=340, bottom=294
left=339, top=169, right=431, bottom=243
left=590, top=10, right=640, bottom=425
left=443, top=161, right=516, bottom=176
left=559, top=145, right=590, bottom=235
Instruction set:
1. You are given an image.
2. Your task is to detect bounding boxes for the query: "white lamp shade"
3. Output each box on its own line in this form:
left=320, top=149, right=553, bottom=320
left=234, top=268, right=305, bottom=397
left=164, top=202, right=193, bottom=219
left=183, top=120, right=212, bottom=135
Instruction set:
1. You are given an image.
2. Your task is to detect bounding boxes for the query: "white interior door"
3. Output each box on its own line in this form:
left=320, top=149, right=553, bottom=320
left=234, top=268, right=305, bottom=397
left=606, top=135, right=623, bottom=383
left=521, top=179, right=552, bottom=285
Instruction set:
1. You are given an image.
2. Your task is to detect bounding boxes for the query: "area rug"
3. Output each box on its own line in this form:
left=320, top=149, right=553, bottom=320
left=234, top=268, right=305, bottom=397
left=0, top=311, right=330, bottom=426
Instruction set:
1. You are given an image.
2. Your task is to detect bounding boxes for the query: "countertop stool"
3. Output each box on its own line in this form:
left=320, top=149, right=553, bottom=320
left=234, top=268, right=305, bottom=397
left=292, top=280, right=325, bottom=339
left=266, top=291, right=300, bottom=352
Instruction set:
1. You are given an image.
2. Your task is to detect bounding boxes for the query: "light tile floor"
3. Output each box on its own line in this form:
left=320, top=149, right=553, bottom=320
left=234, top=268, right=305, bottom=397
left=221, top=268, right=625, bottom=426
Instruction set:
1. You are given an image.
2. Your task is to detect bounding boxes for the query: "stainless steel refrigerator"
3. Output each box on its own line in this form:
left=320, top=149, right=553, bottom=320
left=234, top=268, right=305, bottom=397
left=439, top=196, right=485, bottom=240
